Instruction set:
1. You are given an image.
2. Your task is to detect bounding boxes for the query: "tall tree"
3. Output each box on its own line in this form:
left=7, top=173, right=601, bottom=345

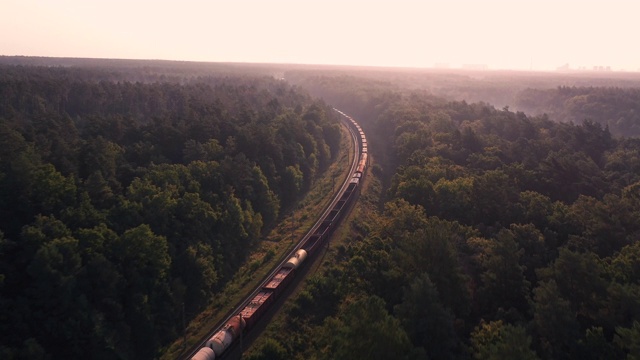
left=317, top=296, right=413, bottom=360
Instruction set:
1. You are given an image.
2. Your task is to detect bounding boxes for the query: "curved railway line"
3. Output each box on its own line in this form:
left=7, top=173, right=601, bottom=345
left=181, top=109, right=368, bottom=360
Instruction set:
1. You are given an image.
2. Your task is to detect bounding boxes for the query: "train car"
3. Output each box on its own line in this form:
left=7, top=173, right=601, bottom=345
left=264, top=267, right=294, bottom=297
left=205, top=315, right=246, bottom=356
left=321, top=186, right=356, bottom=237
left=192, top=109, right=367, bottom=360
left=360, top=152, right=368, bottom=165
left=239, top=248, right=309, bottom=332
left=302, top=234, right=323, bottom=254
left=340, top=178, right=359, bottom=208
left=329, top=180, right=357, bottom=220
left=238, top=290, right=274, bottom=330
left=284, top=249, right=307, bottom=269
left=329, top=205, right=346, bottom=229
left=192, top=347, right=216, bottom=360
left=313, top=221, right=332, bottom=242
left=300, top=222, right=331, bottom=256
left=324, top=208, right=341, bottom=223
left=346, top=180, right=356, bottom=193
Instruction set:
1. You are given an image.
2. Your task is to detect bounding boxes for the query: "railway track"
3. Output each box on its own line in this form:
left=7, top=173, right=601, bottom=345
left=179, top=109, right=365, bottom=360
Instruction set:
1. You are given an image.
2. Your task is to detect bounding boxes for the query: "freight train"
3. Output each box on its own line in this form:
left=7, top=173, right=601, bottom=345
left=190, top=110, right=367, bottom=360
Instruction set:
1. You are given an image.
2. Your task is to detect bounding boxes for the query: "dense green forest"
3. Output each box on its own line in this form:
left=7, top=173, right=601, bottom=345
left=0, top=64, right=342, bottom=359
left=247, top=72, right=640, bottom=359
left=4, top=59, right=640, bottom=360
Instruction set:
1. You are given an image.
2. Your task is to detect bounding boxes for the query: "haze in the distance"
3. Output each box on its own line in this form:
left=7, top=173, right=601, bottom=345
left=2, top=0, right=638, bottom=72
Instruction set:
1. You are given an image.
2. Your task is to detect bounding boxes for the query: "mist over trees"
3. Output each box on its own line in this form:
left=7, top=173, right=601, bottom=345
left=287, top=68, right=640, bottom=138
left=251, top=70, right=640, bottom=360
left=515, top=86, right=640, bottom=137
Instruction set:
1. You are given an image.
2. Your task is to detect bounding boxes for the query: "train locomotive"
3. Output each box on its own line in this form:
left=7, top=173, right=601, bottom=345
left=190, top=110, right=367, bottom=360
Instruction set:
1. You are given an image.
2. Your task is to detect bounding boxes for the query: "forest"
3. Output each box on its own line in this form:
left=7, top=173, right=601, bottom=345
left=0, top=63, right=342, bottom=359
left=245, top=70, right=640, bottom=360
left=287, top=68, right=640, bottom=137
left=3, top=58, right=640, bottom=360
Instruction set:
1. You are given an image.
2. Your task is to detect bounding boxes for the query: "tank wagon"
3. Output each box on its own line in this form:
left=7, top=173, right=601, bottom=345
left=190, top=109, right=367, bottom=360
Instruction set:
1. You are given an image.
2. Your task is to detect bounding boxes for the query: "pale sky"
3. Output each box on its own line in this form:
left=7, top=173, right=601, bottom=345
left=1, top=0, right=639, bottom=71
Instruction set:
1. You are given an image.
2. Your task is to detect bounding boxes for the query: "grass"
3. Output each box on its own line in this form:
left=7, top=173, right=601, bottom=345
left=160, top=123, right=354, bottom=360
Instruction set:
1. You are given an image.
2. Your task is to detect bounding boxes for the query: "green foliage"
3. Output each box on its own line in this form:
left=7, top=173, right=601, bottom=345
left=615, top=321, right=640, bottom=359
left=289, top=272, right=343, bottom=324
left=273, top=68, right=640, bottom=360
left=532, top=280, right=579, bottom=359
left=475, top=228, right=531, bottom=319
left=470, top=320, right=539, bottom=360
left=282, top=164, right=304, bottom=204
left=245, top=338, right=289, bottom=360
left=577, top=327, right=621, bottom=360
left=7, top=61, right=640, bottom=360
left=0, top=65, right=342, bottom=358
left=394, top=273, right=460, bottom=358
left=316, top=296, right=413, bottom=360
left=392, top=218, right=472, bottom=317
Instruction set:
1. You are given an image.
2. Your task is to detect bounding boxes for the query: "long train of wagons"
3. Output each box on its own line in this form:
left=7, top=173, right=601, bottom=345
left=191, top=109, right=368, bottom=360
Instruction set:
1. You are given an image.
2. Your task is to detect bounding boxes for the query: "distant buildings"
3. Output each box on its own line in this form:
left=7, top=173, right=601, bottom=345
left=592, top=66, right=611, bottom=72
left=556, top=63, right=614, bottom=72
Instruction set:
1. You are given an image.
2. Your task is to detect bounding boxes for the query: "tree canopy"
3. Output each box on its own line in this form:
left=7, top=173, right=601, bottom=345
left=254, top=69, right=640, bottom=360
left=0, top=64, right=341, bottom=358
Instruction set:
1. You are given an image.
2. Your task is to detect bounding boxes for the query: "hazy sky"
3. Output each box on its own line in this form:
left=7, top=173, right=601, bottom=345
left=2, top=0, right=638, bottom=71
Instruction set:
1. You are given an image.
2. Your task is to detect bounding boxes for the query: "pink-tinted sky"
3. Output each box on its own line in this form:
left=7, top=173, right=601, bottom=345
left=2, top=0, right=638, bottom=71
